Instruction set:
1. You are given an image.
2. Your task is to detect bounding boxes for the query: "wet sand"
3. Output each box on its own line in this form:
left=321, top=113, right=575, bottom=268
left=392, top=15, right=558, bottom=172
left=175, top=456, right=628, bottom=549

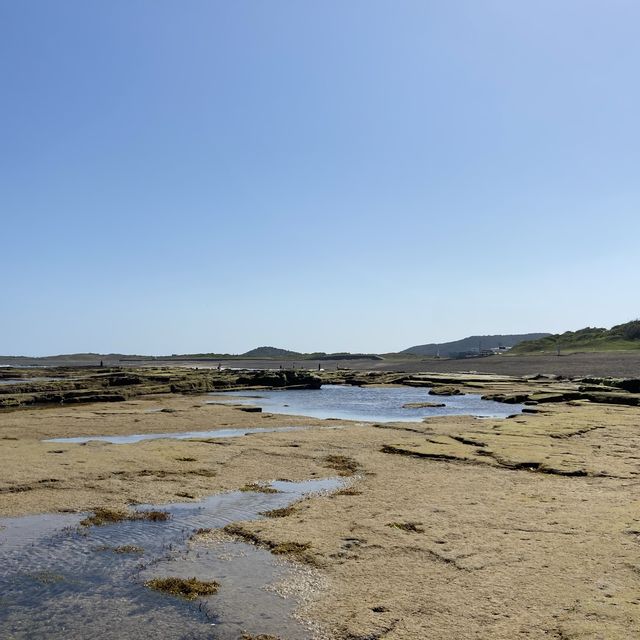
left=2, top=379, right=640, bottom=639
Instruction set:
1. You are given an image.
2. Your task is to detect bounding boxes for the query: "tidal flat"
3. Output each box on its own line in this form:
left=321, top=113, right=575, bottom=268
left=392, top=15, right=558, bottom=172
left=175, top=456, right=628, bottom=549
left=1, top=367, right=640, bottom=639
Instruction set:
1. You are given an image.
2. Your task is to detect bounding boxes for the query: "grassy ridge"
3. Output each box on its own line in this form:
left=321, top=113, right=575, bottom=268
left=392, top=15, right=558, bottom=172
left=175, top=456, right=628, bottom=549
left=511, top=320, right=640, bottom=354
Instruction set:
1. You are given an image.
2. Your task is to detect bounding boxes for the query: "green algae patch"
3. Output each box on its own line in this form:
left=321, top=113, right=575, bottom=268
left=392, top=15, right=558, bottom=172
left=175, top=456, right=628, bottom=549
left=387, top=521, right=425, bottom=533
left=96, top=544, right=144, bottom=554
left=261, top=505, right=296, bottom=518
left=223, top=523, right=263, bottom=545
left=145, top=576, right=219, bottom=600
left=29, top=571, right=65, bottom=584
left=223, top=524, right=317, bottom=565
left=402, top=401, right=446, bottom=408
left=137, top=510, right=171, bottom=522
left=81, top=507, right=171, bottom=527
left=332, top=487, right=363, bottom=497
left=323, top=454, right=360, bottom=476
left=81, top=507, right=129, bottom=526
left=114, top=545, right=144, bottom=554
left=239, top=483, right=280, bottom=494
left=271, top=541, right=311, bottom=555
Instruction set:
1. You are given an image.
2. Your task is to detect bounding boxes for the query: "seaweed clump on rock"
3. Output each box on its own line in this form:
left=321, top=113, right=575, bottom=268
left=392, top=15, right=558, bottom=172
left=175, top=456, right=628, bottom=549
left=145, top=576, right=219, bottom=599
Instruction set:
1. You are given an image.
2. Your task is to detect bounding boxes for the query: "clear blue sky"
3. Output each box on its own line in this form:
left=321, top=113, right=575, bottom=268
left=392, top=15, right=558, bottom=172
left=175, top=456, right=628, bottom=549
left=2, top=1, right=639, bottom=356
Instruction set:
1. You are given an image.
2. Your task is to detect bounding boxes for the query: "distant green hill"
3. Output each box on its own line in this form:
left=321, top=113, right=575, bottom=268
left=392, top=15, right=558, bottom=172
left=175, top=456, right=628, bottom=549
left=401, top=333, right=550, bottom=357
left=241, top=347, right=382, bottom=361
left=511, top=320, right=640, bottom=354
left=242, top=346, right=302, bottom=357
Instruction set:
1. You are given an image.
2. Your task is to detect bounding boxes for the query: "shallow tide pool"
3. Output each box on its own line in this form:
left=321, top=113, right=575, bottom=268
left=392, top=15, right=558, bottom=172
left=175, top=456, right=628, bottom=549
left=214, top=384, right=520, bottom=422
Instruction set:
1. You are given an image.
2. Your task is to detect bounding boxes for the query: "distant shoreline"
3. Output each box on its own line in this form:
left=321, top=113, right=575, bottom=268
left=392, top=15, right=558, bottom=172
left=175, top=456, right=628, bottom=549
left=1, top=350, right=639, bottom=378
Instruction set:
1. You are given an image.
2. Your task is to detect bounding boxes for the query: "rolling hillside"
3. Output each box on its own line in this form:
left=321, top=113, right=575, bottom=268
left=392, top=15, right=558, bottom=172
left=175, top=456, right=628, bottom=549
left=241, top=346, right=302, bottom=357
left=511, top=320, right=640, bottom=354
left=401, top=333, right=550, bottom=357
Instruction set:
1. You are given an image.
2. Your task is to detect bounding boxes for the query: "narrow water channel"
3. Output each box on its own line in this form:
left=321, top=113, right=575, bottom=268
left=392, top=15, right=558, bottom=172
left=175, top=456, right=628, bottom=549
left=0, top=478, right=344, bottom=639
left=45, top=425, right=308, bottom=445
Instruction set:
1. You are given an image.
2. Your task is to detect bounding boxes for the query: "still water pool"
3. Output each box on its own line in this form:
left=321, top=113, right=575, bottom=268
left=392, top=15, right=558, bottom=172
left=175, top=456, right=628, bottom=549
left=215, top=384, right=520, bottom=422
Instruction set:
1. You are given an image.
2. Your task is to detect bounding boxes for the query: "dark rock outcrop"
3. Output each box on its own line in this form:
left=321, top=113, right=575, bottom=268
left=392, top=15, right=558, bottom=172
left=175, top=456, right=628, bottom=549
left=235, top=370, right=322, bottom=389
left=428, top=386, right=462, bottom=396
